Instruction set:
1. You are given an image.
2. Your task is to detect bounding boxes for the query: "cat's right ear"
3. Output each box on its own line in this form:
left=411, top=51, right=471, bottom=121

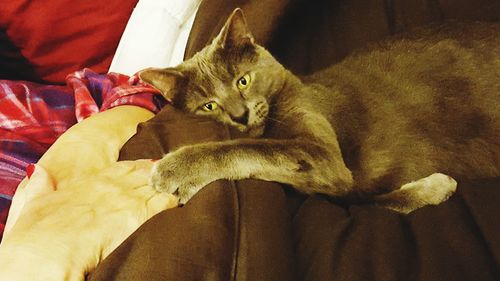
left=139, top=68, right=184, bottom=102
left=215, top=8, right=255, bottom=49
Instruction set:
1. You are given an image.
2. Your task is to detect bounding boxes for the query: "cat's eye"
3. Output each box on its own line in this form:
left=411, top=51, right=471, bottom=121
left=237, top=74, right=251, bottom=90
left=202, top=101, right=218, bottom=111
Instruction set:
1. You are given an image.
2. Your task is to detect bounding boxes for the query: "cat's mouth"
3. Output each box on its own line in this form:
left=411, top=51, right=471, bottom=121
left=230, top=100, right=268, bottom=137
left=237, top=122, right=265, bottom=137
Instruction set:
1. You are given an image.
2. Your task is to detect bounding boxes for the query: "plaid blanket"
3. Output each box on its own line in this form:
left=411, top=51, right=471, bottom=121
left=0, top=69, right=163, bottom=240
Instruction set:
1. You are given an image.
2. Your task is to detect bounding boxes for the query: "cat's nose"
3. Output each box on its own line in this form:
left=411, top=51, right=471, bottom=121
left=231, top=109, right=249, bottom=125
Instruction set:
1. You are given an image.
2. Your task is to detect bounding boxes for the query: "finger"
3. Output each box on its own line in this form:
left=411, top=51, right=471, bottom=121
left=3, top=178, right=29, bottom=236
left=102, top=160, right=155, bottom=188
left=123, top=160, right=155, bottom=187
left=24, top=164, right=56, bottom=201
left=4, top=164, right=55, bottom=236
left=105, top=159, right=154, bottom=173
left=127, top=159, right=155, bottom=170
left=101, top=159, right=153, bottom=176
left=145, top=192, right=179, bottom=218
left=100, top=161, right=136, bottom=177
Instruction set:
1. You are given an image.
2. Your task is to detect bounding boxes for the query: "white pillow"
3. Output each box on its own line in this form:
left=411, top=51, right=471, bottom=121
left=109, top=0, right=202, bottom=75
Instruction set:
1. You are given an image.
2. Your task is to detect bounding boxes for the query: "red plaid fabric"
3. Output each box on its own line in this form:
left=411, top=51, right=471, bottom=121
left=0, top=68, right=163, bottom=240
left=67, top=68, right=162, bottom=121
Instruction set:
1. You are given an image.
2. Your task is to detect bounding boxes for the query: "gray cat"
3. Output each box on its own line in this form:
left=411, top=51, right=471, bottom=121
left=140, top=9, right=500, bottom=213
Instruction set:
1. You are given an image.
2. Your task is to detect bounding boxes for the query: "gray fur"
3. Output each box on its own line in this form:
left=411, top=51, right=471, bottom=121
left=140, top=9, right=499, bottom=213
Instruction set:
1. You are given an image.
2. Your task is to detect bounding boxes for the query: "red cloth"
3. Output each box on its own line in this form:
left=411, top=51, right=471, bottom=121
left=67, top=69, right=163, bottom=122
left=0, top=0, right=138, bottom=83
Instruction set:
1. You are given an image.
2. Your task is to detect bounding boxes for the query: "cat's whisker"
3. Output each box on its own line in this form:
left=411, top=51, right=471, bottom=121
left=265, top=116, right=286, bottom=125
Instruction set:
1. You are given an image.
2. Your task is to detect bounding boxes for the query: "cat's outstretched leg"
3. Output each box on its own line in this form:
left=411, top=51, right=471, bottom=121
left=371, top=173, right=457, bottom=214
left=149, top=137, right=354, bottom=205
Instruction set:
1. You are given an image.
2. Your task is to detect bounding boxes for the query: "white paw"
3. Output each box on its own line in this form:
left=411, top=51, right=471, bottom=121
left=401, top=173, right=457, bottom=205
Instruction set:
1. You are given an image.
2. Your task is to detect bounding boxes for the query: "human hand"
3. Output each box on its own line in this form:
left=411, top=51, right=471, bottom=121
left=0, top=160, right=177, bottom=281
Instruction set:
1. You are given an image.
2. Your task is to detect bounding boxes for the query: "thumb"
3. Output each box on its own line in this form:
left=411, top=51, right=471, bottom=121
left=145, top=192, right=179, bottom=218
left=4, top=164, right=55, bottom=236
left=24, top=164, right=56, bottom=202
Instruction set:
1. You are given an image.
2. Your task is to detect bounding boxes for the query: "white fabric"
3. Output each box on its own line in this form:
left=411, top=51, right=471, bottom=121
left=109, top=0, right=202, bottom=76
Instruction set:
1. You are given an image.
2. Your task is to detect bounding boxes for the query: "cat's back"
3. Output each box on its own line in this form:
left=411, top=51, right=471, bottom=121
left=306, top=21, right=500, bottom=128
left=303, top=21, right=500, bottom=179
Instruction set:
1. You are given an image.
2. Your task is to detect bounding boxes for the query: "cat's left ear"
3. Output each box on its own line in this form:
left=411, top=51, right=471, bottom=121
left=216, top=8, right=255, bottom=49
left=139, top=68, right=185, bottom=102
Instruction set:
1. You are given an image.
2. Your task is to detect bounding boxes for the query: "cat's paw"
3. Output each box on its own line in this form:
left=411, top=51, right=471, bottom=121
left=150, top=149, right=211, bottom=205
left=149, top=159, right=178, bottom=194
left=400, top=173, right=457, bottom=205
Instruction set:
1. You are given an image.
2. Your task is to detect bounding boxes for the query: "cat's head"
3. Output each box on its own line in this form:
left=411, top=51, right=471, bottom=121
left=140, top=8, right=286, bottom=137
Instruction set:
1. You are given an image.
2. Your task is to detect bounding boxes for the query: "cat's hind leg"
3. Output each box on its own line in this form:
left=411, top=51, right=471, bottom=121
left=371, top=173, right=457, bottom=214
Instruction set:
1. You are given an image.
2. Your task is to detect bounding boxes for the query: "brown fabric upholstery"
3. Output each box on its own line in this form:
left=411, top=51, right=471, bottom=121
left=89, top=0, right=500, bottom=280
left=293, top=180, right=500, bottom=281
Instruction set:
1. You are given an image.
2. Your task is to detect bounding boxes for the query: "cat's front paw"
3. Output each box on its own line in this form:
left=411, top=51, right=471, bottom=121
left=150, top=160, right=178, bottom=194
left=150, top=149, right=211, bottom=205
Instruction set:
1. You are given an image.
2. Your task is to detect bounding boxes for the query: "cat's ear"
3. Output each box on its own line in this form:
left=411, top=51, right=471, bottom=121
left=216, top=8, right=255, bottom=49
left=139, top=68, right=185, bottom=102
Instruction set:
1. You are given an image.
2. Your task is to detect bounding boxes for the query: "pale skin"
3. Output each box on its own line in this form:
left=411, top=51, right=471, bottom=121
left=0, top=161, right=175, bottom=281
left=0, top=107, right=177, bottom=280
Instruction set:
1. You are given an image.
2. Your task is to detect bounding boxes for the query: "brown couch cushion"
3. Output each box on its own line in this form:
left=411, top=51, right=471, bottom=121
left=293, top=179, right=500, bottom=281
